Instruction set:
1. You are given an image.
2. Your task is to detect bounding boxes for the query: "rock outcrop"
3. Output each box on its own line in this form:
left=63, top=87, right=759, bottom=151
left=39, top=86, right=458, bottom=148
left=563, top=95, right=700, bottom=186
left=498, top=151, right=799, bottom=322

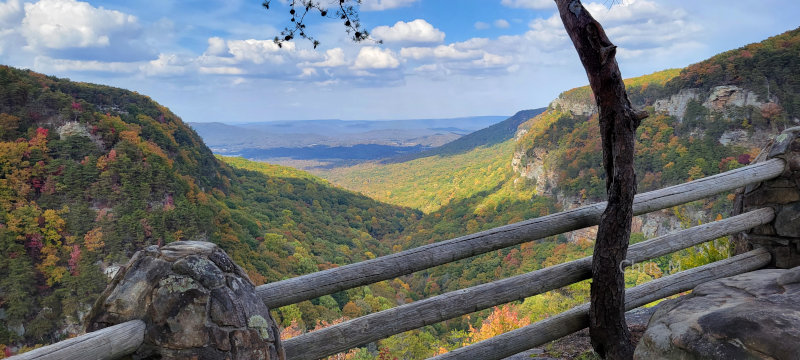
left=634, top=267, right=800, bottom=359
left=551, top=95, right=597, bottom=116
left=653, top=88, right=700, bottom=120
left=718, top=128, right=773, bottom=149
left=702, top=85, right=763, bottom=110
left=85, top=241, right=284, bottom=360
left=512, top=147, right=558, bottom=196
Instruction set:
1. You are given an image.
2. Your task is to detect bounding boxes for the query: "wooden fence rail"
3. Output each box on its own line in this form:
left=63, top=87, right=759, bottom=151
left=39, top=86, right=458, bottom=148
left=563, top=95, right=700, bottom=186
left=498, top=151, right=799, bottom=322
left=257, top=158, right=784, bottom=309
left=430, top=248, right=771, bottom=360
left=6, top=320, right=145, bottom=360
left=283, top=208, right=774, bottom=360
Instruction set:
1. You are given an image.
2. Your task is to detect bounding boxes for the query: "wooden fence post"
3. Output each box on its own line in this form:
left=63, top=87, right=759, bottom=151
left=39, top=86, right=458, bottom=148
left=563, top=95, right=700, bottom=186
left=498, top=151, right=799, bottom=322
left=735, top=126, right=800, bottom=268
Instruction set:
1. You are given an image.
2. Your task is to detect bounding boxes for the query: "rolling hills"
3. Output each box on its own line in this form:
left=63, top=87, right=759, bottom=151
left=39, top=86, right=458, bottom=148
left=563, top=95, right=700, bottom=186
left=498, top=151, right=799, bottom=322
left=384, top=108, right=546, bottom=164
left=189, top=116, right=507, bottom=169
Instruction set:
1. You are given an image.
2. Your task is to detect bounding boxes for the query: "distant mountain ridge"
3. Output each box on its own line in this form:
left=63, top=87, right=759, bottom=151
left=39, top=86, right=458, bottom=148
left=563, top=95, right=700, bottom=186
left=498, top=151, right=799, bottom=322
left=384, top=108, right=547, bottom=164
left=189, top=116, right=508, bottom=167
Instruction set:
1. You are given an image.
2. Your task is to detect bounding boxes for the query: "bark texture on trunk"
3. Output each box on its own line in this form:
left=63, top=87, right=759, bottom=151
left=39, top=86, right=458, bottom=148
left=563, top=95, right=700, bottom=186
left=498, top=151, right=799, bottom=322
left=554, top=1, right=647, bottom=358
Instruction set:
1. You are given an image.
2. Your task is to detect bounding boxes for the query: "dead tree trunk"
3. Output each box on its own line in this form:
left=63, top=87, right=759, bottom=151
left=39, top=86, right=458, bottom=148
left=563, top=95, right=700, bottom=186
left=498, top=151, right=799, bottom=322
left=554, top=1, right=647, bottom=359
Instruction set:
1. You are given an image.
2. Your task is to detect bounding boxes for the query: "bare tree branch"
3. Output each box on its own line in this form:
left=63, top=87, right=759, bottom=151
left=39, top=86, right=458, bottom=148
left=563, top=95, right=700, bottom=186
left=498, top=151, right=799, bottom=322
left=262, top=0, right=379, bottom=48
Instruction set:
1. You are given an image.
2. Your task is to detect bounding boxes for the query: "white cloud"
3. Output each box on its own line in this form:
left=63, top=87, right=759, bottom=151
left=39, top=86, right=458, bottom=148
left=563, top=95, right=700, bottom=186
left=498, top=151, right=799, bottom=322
left=472, top=53, right=512, bottom=68
left=494, top=19, right=510, bottom=29
left=474, top=21, right=490, bottom=30
left=399, top=35, right=524, bottom=77
left=413, top=63, right=442, bottom=73
left=474, top=19, right=510, bottom=30
left=400, top=45, right=482, bottom=60
left=412, top=0, right=702, bottom=79
left=583, top=0, right=701, bottom=51
left=456, top=37, right=491, bottom=50
left=308, top=48, right=347, bottom=67
left=198, top=66, right=243, bottom=75
left=353, top=46, right=399, bottom=69
left=205, top=37, right=228, bottom=56
left=226, top=39, right=289, bottom=64
left=586, top=0, right=666, bottom=24
left=502, top=0, right=698, bottom=56
left=299, top=67, right=317, bottom=77
left=0, top=0, right=22, bottom=56
left=199, top=37, right=314, bottom=68
left=193, top=36, right=329, bottom=79
left=140, top=53, right=188, bottom=77
left=1, top=0, right=716, bottom=109
left=372, top=19, right=445, bottom=44
left=21, top=0, right=139, bottom=49
left=500, top=0, right=554, bottom=10
left=231, top=77, right=248, bottom=86
left=361, top=0, right=418, bottom=11
left=524, top=13, right=570, bottom=51
left=0, top=0, right=22, bottom=28
left=33, top=56, right=139, bottom=73
left=394, top=13, right=571, bottom=78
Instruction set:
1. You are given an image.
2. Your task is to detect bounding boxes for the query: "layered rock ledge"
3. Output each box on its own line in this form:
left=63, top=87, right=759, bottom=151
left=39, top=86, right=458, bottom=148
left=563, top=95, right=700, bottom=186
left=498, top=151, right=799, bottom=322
left=634, top=267, right=800, bottom=359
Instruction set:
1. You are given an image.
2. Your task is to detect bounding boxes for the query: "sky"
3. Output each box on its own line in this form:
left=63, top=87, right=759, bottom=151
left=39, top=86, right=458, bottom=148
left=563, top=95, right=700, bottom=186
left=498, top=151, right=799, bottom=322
left=0, top=0, right=798, bottom=123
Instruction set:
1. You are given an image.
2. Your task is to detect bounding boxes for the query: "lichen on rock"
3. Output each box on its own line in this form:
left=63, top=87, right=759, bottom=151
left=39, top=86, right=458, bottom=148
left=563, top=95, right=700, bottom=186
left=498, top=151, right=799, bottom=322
left=248, top=315, right=272, bottom=341
left=85, top=241, right=284, bottom=360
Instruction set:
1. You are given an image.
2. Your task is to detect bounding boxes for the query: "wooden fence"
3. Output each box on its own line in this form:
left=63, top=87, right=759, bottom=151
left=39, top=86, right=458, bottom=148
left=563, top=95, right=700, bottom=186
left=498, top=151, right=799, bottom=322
left=6, top=157, right=786, bottom=360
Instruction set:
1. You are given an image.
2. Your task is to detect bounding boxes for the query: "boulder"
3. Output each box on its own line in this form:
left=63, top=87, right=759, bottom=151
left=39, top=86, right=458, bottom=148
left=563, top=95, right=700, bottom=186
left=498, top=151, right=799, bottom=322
left=634, top=267, right=800, bottom=359
left=85, top=241, right=284, bottom=360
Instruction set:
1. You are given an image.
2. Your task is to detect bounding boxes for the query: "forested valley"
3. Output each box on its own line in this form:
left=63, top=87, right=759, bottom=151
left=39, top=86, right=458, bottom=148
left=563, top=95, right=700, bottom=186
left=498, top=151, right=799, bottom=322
left=1, top=25, right=798, bottom=360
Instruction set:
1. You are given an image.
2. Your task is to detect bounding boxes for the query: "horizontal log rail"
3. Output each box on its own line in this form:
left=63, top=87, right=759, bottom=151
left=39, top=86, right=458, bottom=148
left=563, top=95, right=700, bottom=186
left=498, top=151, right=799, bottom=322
left=430, top=247, right=772, bottom=360
left=258, top=158, right=784, bottom=309
left=282, top=208, right=775, bottom=360
left=6, top=320, right=145, bottom=360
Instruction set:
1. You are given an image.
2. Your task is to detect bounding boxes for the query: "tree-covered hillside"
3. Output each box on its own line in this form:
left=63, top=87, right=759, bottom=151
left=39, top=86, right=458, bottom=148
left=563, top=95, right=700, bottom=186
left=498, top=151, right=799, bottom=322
left=665, top=26, right=800, bottom=117
left=0, top=66, right=420, bottom=352
left=299, top=28, right=800, bottom=359
left=518, top=27, right=800, bottom=203
left=321, top=140, right=522, bottom=213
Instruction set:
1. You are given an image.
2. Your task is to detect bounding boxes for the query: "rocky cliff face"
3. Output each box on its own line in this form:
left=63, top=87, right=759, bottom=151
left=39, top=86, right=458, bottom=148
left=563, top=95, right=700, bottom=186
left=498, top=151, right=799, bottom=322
left=653, top=89, right=700, bottom=121
left=703, top=85, right=765, bottom=110
left=512, top=147, right=558, bottom=197
left=550, top=94, right=597, bottom=116
left=511, top=81, right=775, bottom=243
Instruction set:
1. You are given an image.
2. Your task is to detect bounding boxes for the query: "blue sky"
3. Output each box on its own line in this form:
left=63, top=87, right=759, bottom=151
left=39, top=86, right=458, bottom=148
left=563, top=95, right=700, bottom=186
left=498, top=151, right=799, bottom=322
left=0, top=0, right=798, bottom=123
